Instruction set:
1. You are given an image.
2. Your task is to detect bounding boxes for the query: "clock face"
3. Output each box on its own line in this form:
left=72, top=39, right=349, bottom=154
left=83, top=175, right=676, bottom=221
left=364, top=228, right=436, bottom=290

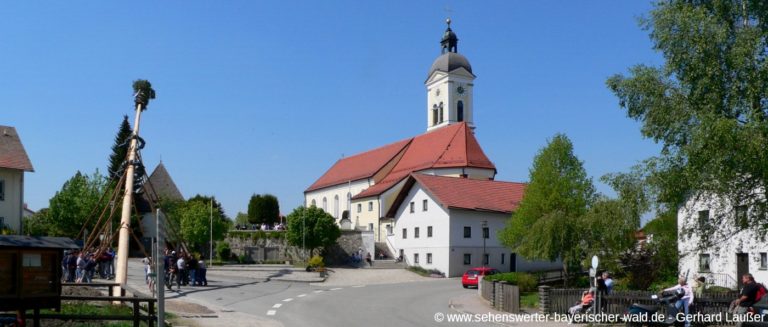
left=457, top=86, right=465, bottom=95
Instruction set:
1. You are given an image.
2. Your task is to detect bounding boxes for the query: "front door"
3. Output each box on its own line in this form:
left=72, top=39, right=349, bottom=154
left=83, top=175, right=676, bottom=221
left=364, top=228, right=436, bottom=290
left=737, top=253, right=749, bottom=288
left=510, top=253, right=517, bottom=272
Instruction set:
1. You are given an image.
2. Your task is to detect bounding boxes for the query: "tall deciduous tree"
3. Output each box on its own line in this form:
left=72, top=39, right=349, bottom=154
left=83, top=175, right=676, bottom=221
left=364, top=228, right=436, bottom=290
left=607, top=0, right=768, bottom=242
left=47, top=170, right=109, bottom=238
left=499, top=134, right=595, bottom=282
left=176, top=199, right=228, bottom=251
left=247, top=194, right=280, bottom=225
left=285, top=206, right=340, bottom=253
left=108, top=115, right=132, bottom=180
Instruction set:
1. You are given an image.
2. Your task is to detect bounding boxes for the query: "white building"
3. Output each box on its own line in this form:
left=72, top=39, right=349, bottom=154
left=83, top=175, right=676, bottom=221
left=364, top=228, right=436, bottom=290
left=678, top=193, right=767, bottom=289
left=0, top=126, right=34, bottom=234
left=386, top=174, right=560, bottom=277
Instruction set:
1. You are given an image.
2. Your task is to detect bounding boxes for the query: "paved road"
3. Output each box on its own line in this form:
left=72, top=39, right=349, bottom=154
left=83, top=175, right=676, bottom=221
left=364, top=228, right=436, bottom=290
left=125, top=260, right=500, bottom=326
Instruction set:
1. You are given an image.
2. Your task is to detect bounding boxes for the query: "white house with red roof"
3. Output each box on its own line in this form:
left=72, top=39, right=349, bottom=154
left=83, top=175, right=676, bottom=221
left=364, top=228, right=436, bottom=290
left=386, top=174, right=560, bottom=277
left=0, top=126, right=34, bottom=233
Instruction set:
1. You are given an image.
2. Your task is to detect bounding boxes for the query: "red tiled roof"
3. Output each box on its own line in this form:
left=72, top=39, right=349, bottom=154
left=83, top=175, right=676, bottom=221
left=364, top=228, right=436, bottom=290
left=352, top=122, right=495, bottom=199
left=386, top=174, right=526, bottom=217
left=0, top=126, right=34, bottom=172
left=305, top=139, right=411, bottom=192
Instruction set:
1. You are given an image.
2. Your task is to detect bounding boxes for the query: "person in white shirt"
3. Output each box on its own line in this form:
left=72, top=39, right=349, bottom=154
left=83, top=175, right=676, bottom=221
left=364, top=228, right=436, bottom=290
left=664, top=278, right=693, bottom=327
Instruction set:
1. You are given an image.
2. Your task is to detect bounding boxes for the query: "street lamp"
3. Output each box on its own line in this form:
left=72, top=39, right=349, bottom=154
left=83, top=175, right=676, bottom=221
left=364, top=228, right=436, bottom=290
left=482, top=220, right=488, bottom=268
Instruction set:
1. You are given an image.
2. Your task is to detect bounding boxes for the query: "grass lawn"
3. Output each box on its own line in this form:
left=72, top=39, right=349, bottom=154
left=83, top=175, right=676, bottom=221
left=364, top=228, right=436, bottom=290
left=521, top=292, right=539, bottom=308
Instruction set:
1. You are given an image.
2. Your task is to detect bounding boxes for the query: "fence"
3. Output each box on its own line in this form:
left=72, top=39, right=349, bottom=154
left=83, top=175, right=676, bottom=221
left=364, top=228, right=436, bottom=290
left=479, top=278, right=521, bottom=313
left=540, top=286, right=738, bottom=322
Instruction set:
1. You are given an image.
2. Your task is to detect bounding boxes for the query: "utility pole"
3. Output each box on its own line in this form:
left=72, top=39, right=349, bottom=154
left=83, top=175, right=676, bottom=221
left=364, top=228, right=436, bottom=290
left=156, top=208, right=165, bottom=327
left=482, top=220, right=487, bottom=268
left=209, top=199, right=213, bottom=264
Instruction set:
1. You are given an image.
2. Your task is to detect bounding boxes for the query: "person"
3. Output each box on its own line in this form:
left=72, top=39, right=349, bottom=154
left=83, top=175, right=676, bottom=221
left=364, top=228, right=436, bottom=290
left=365, top=252, right=373, bottom=267
left=664, top=278, right=693, bottom=327
left=67, top=250, right=78, bottom=282
left=62, top=251, right=71, bottom=282
left=75, top=252, right=87, bottom=283
left=196, top=260, right=208, bottom=286
left=693, top=276, right=706, bottom=299
left=141, top=256, right=151, bottom=284
left=601, top=272, right=613, bottom=295
left=176, top=254, right=187, bottom=290
left=731, top=273, right=760, bottom=314
left=569, top=288, right=595, bottom=316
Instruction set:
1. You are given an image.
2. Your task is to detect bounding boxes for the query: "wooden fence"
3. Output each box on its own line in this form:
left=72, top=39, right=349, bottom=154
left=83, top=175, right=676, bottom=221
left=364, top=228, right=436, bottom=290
left=480, top=279, right=521, bottom=313
left=540, top=286, right=738, bottom=324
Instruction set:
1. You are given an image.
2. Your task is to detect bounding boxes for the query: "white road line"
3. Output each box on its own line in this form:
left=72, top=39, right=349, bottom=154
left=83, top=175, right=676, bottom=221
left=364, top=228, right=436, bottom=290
left=352, top=285, right=365, bottom=288
left=283, top=298, right=293, bottom=302
left=330, top=288, right=342, bottom=291
left=267, top=310, right=277, bottom=316
left=313, top=290, right=324, bottom=293
left=272, top=304, right=282, bottom=308
left=297, top=294, right=307, bottom=298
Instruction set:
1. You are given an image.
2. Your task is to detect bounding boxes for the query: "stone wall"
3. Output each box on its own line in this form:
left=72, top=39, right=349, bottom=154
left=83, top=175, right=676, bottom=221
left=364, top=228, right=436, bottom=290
left=223, top=230, right=374, bottom=265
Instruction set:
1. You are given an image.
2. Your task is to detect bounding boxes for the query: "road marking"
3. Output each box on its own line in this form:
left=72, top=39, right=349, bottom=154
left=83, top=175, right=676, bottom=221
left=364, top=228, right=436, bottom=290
left=313, top=290, right=324, bottom=293
left=297, top=294, right=307, bottom=298
left=272, top=304, right=282, bottom=308
left=352, top=285, right=365, bottom=288
left=267, top=310, right=276, bottom=316
left=283, top=298, right=293, bottom=302
left=330, top=288, right=342, bottom=291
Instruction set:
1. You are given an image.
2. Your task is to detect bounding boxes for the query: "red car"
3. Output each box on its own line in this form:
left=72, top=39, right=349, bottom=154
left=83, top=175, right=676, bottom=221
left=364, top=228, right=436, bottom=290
left=462, top=267, right=500, bottom=288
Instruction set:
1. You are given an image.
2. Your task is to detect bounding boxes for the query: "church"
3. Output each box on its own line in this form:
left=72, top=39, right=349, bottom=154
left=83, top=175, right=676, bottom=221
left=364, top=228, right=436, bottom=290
left=305, top=21, right=559, bottom=276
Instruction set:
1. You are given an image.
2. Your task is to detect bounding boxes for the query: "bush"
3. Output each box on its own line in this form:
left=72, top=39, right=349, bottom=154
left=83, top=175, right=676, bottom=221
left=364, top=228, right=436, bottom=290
left=238, top=254, right=252, bottom=264
left=484, top=272, right=538, bottom=292
left=308, top=255, right=324, bottom=268
left=407, top=266, right=429, bottom=276
left=216, top=241, right=231, bottom=261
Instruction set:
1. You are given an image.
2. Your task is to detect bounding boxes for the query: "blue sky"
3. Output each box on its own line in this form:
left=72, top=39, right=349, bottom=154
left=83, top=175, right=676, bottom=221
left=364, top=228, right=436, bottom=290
left=2, top=1, right=662, bottom=219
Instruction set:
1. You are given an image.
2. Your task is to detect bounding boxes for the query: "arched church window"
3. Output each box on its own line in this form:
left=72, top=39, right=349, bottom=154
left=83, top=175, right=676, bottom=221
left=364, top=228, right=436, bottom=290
left=432, top=104, right=438, bottom=126
left=439, top=102, right=444, bottom=123
left=457, top=100, right=464, bottom=122
left=347, top=192, right=352, bottom=213
left=311, top=199, right=316, bottom=207
left=322, top=197, right=327, bottom=211
left=334, top=195, right=339, bottom=218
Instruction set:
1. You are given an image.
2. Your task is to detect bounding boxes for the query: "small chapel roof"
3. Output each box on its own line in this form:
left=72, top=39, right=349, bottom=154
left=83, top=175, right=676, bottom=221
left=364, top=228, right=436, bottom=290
left=386, top=174, right=527, bottom=217
left=0, top=126, right=34, bottom=172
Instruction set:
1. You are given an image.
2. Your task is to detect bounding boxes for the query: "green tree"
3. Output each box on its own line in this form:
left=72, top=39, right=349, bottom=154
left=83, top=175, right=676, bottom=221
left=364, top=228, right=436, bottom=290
left=234, top=212, right=249, bottom=226
left=22, top=208, right=50, bottom=236
left=108, top=115, right=132, bottom=180
left=175, top=199, right=228, bottom=251
left=499, top=134, right=595, bottom=283
left=285, top=206, right=340, bottom=253
left=132, top=79, right=156, bottom=110
left=247, top=194, right=280, bottom=225
left=607, top=0, right=768, bottom=242
left=47, top=170, right=109, bottom=238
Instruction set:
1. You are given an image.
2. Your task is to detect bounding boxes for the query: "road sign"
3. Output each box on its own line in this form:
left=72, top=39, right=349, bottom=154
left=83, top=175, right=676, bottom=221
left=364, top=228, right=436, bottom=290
left=589, top=267, right=595, bottom=277
left=591, top=255, right=599, bottom=270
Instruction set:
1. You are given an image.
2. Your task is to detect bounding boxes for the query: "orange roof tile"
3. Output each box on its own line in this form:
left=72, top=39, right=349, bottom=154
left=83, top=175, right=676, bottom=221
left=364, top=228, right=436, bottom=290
left=305, top=139, right=411, bottom=192
left=0, top=126, right=34, bottom=172
left=386, top=174, right=526, bottom=217
left=352, top=122, right=495, bottom=199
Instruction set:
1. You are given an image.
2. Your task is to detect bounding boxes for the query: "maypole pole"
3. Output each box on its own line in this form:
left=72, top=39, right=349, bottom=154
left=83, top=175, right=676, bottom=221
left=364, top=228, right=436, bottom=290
left=114, top=80, right=156, bottom=298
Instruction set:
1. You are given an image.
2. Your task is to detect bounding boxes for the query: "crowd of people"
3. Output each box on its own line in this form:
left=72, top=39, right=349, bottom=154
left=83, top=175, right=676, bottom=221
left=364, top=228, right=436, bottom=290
left=234, top=223, right=286, bottom=231
left=147, top=248, right=208, bottom=291
left=62, top=248, right=115, bottom=283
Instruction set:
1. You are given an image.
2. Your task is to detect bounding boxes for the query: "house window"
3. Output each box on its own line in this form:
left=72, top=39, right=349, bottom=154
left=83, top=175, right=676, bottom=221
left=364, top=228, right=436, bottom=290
left=311, top=199, right=316, bottom=207
left=457, top=100, right=464, bottom=122
left=501, top=253, right=505, bottom=264
left=322, top=197, right=327, bottom=211
left=414, top=253, right=419, bottom=264
left=483, top=227, right=489, bottom=239
left=334, top=195, right=339, bottom=218
left=402, top=228, right=407, bottom=239
left=432, top=105, right=438, bottom=126
left=369, top=223, right=374, bottom=231
left=427, top=253, right=433, bottom=264
left=761, top=253, right=767, bottom=270
left=409, top=202, right=415, bottom=213
left=484, top=254, right=489, bottom=265
left=0, top=180, right=4, bottom=201
left=439, top=102, right=444, bottom=123
left=699, top=254, right=711, bottom=272
left=347, top=193, right=352, bottom=213
left=357, top=203, right=361, bottom=213
left=698, top=210, right=710, bottom=226
left=735, top=205, right=748, bottom=229
left=368, top=201, right=373, bottom=211
left=463, top=254, right=471, bottom=265
left=423, top=199, right=428, bottom=211
left=427, top=226, right=433, bottom=237
left=414, top=227, right=420, bottom=238
left=464, top=226, right=471, bottom=238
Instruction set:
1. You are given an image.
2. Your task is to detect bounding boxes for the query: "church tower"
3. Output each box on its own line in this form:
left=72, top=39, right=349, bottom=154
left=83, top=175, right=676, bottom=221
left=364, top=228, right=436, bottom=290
left=425, top=19, right=476, bottom=132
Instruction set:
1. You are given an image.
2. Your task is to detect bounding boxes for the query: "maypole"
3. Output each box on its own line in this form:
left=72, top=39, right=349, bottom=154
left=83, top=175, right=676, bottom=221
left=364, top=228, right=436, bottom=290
left=114, top=80, right=156, bottom=298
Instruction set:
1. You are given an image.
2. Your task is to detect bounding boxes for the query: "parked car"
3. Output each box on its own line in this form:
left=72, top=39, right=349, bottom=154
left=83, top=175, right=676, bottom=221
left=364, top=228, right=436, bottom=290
left=461, top=267, right=500, bottom=288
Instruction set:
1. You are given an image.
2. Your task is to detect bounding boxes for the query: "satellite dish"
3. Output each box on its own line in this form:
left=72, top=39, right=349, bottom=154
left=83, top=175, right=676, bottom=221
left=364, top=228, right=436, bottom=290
left=591, top=255, right=599, bottom=270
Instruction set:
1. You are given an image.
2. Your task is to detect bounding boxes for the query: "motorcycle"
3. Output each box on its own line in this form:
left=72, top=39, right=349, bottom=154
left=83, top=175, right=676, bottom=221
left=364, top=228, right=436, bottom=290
left=624, top=288, right=689, bottom=327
